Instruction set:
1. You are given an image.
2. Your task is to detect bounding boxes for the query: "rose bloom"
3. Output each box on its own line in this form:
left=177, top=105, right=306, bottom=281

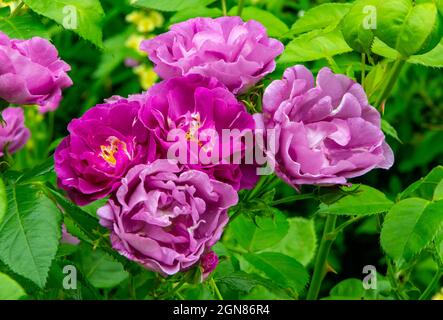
left=141, top=17, right=284, bottom=94
left=138, top=74, right=258, bottom=191
left=0, top=32, right=72, bottom=112
left=98, top=160, right=237, bottom=275
left=260, top=65, right=394, bottom=185
left=54, top=96, right=157, bottom=205
left=0, top=107, right=30, bottom=157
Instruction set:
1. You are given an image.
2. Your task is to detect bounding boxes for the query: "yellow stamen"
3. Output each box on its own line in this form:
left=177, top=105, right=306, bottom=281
left=99, top=136, right=129, bottom=167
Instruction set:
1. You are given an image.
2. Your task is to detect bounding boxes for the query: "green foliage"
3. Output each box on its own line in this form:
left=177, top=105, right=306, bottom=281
left=243, top=252, right=309, bottom=295
left=132, top=0, right=215, bottom=12
left=229, top=6, right=289, bottom=38
left=0, top=182, right=61, bottom=288
left=0, top=272, right=25, bottom=300
left=290, top=3, right=351, bottom=35
left=0, top=12, right=49, bottom=39
left=0, top=178, right=6, bottom=225
left=400, top=166, right=443, bottom=200
left=375, top=0, right=443, bottom=57
left=381, top=198, right=443, bottom=263
left=22, top=0, right=105, bottom=47
left=317, top=185, right=393, bottom=216
left=169, top=7, right=222, bottom=25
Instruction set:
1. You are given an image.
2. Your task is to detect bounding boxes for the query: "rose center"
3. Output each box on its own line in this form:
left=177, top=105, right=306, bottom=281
left=99, top=136, right=130, bottom=166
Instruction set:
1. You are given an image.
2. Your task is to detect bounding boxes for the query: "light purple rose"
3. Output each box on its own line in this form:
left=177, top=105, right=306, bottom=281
left=141, top=17, right=284, bottom=94
left=0, top=32, right=72, bottom=112
left=261, top=65, right=394, bottom=186
left=61, top=224, right=80, bottom=245
left=54, top=96, right=158, bottom=205
left=138, top=74, right=258, bottom=191
left=97, top=160, right=238, bottom=276
left=0, top=107, right=30, bottom=157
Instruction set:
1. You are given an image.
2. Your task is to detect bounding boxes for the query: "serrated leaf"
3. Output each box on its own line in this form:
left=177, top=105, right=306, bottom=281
left=408, top=41, right=443, bottom=67
left=381, top=198, right=443, bottom=262
left=0, top=183, right=61, bottom=288
left=433, top=180, right=443, bottom=201
left=0, top=13, right=49, bottom=39
left=227, top=210, right=289, bottom=252
left=169, top=7, right=222, bottom=25
left=279, top=28, right=352, bottom=64
left=400, top=166, right=443, bottom=201
left=266, top=218, right=317, bottom=266
left=244, top=252, right=309, bottom=294
left=229, top=6, right=289, bottom=38
left=215, top=271, right=279, bottom=294
left=318, top=185, right=393, bottom=216
left=22, top=0, right=104, bottom=47
left=290, top=3, right=351, bottom=35
left=0, top=272, right=25, bottom=300
left=381, top=119, right=402, bottom=143
left=132, top=0, right=215, bottom=12
left=76, top=245, right=128, bottom=289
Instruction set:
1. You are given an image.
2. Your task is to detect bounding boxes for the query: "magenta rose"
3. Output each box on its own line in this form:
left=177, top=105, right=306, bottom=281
left=141, top=17, right=284, bottom=94
left=0, top=32, right=72, bottom=112
left=261, top=65, right=394, bottom=185
left=138, top=74, right=258, bottom=190
left=54, top=96, right=158, bottom=205
left=0, top=107, right=30, bottom=157
left=97, top=160, right=237, bottom=276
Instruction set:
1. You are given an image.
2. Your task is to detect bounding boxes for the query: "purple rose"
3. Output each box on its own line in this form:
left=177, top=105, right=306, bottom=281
left=54, top=96, right=158, bottom=205
left=97, top=160, right=238, bottom=276
left=0, top=107, right=30, bottom=156
left=141, top=17, right=284, bottom=94
left=201, top=251, right=219, bottom=280
left=61, top=224, right=80, bottom=245
left=261, top=65, right=394, bottom=185
left=0, top=32, right=72, bottom=112
left=138, top=74, right=258, bottom=191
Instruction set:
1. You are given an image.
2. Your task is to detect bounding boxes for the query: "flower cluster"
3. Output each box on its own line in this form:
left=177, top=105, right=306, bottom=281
left=52, top=16, right=392, bottom=277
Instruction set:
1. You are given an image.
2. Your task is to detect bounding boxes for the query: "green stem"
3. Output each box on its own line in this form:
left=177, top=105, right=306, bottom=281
left=270, top=193, right=316, bottom=206
left=210, top=278, right=224, bottom=300
left=419, top=270, right=443, bottom=300
left=374, top=58, right=406, bottom=109
left=221, top=0, right=227, bottom=16
left=237, top=0, right=245, bottom=16
left=306, top=215, right=337, bottom=300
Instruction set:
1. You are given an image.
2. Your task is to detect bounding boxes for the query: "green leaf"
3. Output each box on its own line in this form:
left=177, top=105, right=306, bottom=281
left=243, top=252, right=309, bottom=294
left=433, top=180, right=443, bottom=202
left=328, top=278, right=365, bottom=300
left=317, top=185, right=393, bottom=216
left=0, top=13, right=49, bottom=39
left=0, top=178, right=6, bottom=225
left=381, top=198, right=443, bottom=262
left=0, top=183, right=61, bottom=288
left=228, top=6, right=289, bottom=38
left=279, top=28, right=352, bottom=64
left=77, top=245, right=129, bottom=289
left=400, top=166, right=443, bottom=201
left=381, top=119, right=402, bottom=143
left=227, top=210, right=289, bottom=252
left=341, top=0, right=378, bottom=54
left=22, top=0, right=104, bottom=47
left=16, top=157, right=54, bottom=183
left=132, top=0, right=215, bottom=12
left=0, top=272, right=25, bottom=300
left=267, top=217, right=317, bottom=266
left=215, top=271, right=280, bottom=294
left=290, top=3, right=351, bottom=35
left=375, top=0, right=443, bottom=57
left=408, top=41, right=443, bottom=67
left=169, top=7, right=222, bottom=25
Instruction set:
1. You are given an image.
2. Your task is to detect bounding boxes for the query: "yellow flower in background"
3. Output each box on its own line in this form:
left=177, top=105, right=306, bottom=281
left=125, top=10, right=164, bottom=33
left=433, top=289, right=443, bottom=300
left=125, top=34, right=145, bottom=55
left=0, top=0, right=19, bottom=10
left=133, top=64, right=158, bottom=90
